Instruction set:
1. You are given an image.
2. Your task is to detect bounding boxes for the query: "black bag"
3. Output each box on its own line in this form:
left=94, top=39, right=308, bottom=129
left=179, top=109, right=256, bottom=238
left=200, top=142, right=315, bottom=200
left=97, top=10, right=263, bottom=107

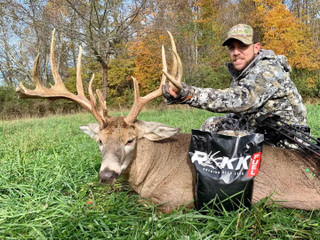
left=189, top=130, right=264, bottom=211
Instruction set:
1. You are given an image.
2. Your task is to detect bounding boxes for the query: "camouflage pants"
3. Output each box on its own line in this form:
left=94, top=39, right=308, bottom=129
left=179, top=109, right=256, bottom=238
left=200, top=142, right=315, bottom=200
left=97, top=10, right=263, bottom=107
left=200, top=114, right=253, bottom=133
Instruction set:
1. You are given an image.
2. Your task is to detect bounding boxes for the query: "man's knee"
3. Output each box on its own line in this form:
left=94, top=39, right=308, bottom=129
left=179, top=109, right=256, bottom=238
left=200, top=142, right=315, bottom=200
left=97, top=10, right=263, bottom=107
left=200, top=116, right=242, bottom=132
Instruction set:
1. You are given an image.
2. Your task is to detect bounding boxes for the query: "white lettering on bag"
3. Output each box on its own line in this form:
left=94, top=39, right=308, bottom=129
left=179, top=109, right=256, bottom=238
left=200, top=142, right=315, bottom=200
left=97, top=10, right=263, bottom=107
left=191, top=150, right=251, bottom=170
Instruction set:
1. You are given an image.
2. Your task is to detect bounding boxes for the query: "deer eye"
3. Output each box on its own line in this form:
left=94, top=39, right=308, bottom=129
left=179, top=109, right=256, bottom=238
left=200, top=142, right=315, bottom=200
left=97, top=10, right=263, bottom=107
left=125, top=138, right=135, bottom=146
left=98, top=139, right=103, bottom=145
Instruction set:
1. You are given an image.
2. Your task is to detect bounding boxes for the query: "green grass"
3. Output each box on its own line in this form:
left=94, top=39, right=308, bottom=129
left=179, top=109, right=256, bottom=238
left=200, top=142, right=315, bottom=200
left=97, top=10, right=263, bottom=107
left=0, top=106, right=319, bottom=239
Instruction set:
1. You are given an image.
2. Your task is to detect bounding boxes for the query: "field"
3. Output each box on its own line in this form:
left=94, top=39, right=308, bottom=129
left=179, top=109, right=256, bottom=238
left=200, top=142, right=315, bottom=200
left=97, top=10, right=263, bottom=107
left=0, top=106, right=320, bottom=239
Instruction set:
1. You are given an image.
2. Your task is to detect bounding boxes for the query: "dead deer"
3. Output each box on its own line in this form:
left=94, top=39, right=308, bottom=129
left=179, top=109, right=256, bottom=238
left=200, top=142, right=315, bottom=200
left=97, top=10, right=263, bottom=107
left=16, top=30, right=320, bottom=212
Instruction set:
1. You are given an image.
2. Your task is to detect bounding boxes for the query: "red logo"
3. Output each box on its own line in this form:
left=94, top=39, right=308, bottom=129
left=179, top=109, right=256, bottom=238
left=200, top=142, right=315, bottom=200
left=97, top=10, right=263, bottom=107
left=247, top=152, right=261, bottom=177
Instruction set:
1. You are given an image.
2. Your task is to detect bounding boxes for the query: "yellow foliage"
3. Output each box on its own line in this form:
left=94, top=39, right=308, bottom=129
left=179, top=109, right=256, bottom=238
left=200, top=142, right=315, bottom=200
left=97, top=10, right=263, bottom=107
left=128, top=30, right=166, bottom=96
left=250, top=0, right=320, bottom=70
left=307, top=77, right=316, bottom=88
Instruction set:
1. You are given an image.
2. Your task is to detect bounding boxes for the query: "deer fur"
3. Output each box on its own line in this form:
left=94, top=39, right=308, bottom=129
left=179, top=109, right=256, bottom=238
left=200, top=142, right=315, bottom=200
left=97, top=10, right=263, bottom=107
left=81, top=119, right=320, bottom=212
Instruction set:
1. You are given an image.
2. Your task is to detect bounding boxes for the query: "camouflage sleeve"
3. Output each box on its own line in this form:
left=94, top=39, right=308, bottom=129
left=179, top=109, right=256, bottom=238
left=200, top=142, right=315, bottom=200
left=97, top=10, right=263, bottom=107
left=172, top=65, right=281, bottom=113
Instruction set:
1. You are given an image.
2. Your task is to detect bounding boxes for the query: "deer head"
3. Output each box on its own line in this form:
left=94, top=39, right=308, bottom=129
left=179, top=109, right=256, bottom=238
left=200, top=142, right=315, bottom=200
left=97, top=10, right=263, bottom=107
left=16, top=30, right=183, bottom=184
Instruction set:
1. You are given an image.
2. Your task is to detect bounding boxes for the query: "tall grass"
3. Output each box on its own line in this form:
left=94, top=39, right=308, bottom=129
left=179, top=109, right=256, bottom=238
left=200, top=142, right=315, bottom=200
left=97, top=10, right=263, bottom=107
left=0, top=106, right=319, bottom=239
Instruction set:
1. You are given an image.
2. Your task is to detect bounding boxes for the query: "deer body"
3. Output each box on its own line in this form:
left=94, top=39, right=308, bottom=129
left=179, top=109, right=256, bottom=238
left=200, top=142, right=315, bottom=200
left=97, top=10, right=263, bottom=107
left=130, top=133, right=320, bottom=211
left=81, top=123, right=320, bottom=212
left=253, top=144, right=320, bottom=210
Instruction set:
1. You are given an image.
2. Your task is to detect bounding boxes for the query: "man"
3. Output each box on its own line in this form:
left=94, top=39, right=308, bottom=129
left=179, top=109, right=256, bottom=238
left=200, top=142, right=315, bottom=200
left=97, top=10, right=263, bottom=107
left=162, top=24, right=310, bottom=148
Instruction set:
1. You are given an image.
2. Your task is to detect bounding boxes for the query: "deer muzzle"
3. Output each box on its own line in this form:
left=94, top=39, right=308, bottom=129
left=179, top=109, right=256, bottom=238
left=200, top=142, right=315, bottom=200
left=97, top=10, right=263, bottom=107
left=99, top=169, right=119, bottom=184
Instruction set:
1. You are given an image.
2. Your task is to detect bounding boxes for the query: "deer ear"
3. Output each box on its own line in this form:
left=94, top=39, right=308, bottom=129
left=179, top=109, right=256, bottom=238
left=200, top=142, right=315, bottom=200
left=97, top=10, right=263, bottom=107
left=80, top=123, right=100, bottom=139
left=135, top=120, right=180, bottom=141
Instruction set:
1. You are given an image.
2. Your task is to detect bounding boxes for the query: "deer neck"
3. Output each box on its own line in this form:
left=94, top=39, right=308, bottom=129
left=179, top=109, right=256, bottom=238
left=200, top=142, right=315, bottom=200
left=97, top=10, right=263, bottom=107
left=124, top=137, right=174, bottom=194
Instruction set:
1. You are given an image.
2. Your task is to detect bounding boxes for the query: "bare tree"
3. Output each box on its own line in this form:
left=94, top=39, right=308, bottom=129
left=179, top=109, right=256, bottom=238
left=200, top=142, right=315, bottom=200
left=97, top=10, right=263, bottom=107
left=0, top=0, right=63, bottom=86
left=0, top=0, right=32, bottom=86
left=52, top=0, right=148, bottom=98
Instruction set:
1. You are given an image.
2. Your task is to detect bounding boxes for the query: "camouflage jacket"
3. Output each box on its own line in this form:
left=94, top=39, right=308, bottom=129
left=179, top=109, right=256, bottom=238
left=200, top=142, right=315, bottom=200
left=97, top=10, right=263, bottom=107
left=165, top=49, right=308, bottom=127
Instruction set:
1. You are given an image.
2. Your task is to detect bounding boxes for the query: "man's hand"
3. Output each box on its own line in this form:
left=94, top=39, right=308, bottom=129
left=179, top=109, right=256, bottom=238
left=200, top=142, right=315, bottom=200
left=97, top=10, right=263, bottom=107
left=162, top=82, right=180, bottom=101
left=169, top=87, right=178, bottom=98
left=162, top=68, right=182, bottom=93
left=162, top=81, right=191, bottom=104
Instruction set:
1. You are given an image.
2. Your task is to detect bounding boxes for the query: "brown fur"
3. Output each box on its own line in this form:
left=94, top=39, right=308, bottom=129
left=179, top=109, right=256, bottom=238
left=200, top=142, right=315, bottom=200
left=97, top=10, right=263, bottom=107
left=126, top=133, right=195, bottom=212
left=125, top=133, right=320, bottom=211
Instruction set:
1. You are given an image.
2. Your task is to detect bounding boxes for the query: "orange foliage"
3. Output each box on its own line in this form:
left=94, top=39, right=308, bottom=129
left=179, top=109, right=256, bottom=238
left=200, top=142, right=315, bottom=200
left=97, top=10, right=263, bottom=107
left=250, top=0, right=320, bottom=70
left=128, top=31, right=168, bottom=95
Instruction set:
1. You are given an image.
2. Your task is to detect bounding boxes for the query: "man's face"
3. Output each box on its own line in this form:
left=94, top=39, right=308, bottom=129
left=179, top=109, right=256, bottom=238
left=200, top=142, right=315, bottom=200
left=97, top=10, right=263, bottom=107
left=227, top=40, right=261, bottom=71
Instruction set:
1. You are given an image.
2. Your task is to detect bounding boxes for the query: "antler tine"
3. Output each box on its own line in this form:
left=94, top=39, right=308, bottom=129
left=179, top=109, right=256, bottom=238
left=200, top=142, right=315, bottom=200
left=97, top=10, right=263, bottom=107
left=167, top=31, right=178, bottom=78
left=76, top=45, right=109, bottom=127
left=161, top=45, right=168, bottom=85
left=96, top=89, right=108, bottom=121
left=124, top=31, right=183, bottom=124
left=16, top=54, right=45, bottom=97
left=88, top=74, right=107, bottom=128
left=124, top=75, right=164, bottom=124
left=50, top=29, right=69, bottom=92
left=162, top=31, right=183, bottom=90
left=32, top=54, right=44, bottom=90
left=124, top=42, right=169, bottom=124
left=173, top=50, right=183, bottom=86
left=76, top=45, right=109, bottom=128
left=76, top=46, right=85, bottom=98
left=124, top=76, right=144, bottom=124
left=16, top=29, right=110, bottom=129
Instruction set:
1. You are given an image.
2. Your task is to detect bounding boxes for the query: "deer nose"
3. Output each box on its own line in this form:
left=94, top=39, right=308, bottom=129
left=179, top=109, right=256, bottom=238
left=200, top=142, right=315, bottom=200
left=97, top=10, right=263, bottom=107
left=99, top=170, right=119, bottom=184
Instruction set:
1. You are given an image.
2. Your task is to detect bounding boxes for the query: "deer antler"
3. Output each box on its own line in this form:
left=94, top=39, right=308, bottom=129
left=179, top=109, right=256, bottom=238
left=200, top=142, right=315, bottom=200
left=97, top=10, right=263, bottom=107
left=162, top=31, right=183, bottom=91
left=16, top=29, right=110, bottom=129
left=124, top=31, right=183, bottom=124
left=123, top=44, right=168, bottom=124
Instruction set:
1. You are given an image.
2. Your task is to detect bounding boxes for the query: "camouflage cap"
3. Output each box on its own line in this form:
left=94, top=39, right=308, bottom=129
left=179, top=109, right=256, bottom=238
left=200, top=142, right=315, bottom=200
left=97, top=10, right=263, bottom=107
left=222, top=24, right=254, bottom=46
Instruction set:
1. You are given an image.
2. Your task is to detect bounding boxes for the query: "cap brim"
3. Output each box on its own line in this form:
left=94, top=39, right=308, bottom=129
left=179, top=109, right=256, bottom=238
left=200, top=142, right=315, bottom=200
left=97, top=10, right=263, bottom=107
left=222, top=37, right=253, bottom=46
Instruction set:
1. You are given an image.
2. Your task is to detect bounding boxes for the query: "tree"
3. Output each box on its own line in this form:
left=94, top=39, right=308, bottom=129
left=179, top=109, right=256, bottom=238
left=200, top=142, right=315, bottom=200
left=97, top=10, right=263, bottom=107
left=53, top=0, right=147, bottom=98
left=65, top=44, right=135, bottom=107
left=0, top=0, right=74, bottom=87
left=250, top=0, right=320, bottom=70
left=286, top=0, right=320, bottom=43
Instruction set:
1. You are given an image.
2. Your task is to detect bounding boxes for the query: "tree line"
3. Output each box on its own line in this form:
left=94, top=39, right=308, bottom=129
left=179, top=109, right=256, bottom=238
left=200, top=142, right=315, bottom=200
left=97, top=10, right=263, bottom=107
left=0, top=0, right=319, bottom=119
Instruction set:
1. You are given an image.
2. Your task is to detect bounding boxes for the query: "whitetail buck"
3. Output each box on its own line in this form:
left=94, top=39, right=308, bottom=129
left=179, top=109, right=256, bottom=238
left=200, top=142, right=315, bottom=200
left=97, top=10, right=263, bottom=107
left=17, top=30, right=320, bottom=212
